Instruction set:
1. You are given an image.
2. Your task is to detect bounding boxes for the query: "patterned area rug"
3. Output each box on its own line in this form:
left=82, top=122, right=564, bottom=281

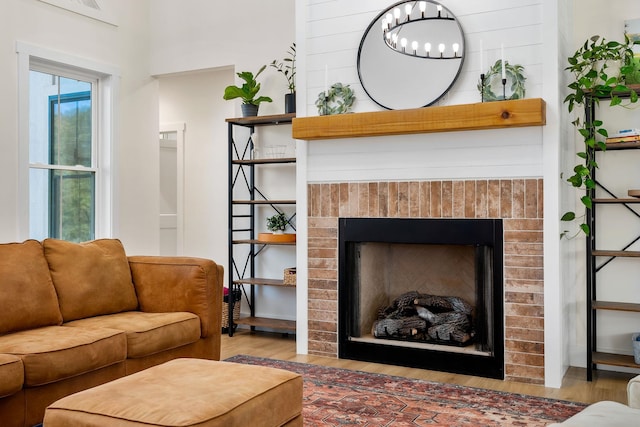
left=226, top=355, right=586, bottom=426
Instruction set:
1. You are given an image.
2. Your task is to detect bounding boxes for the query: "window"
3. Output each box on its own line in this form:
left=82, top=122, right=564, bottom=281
left=30, top=71, right=96, bottom=241
left=17, top=42, right=118, bottom=241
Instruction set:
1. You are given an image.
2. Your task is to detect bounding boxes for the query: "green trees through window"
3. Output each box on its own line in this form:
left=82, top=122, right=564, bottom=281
left=49, top=91, right=94, bottom=241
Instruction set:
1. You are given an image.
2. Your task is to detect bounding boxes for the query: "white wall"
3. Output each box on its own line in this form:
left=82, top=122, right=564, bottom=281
left=0, top=0, right=295, bottom=257
left=555, top=0, right=575, bottom=384
left=149, top=0, right=297, bottom=117
left=301, top=0, right=543, bottom=116
left=543, top=0, right=568, bottom=387
left=0, top=0, right=159, bottom=254
left=159, top=69, right=234, bottom=264
left=0, top=0, right=297, bottom=320
left=301, top=0, right=547, bottom=182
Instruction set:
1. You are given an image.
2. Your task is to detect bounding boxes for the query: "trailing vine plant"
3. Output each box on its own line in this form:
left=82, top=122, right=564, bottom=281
left=561, top=35, right=639, bottom=238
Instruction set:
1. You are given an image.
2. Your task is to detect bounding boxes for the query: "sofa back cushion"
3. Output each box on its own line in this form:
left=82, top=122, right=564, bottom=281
left=0, top=240, right=63, bottom=334
left=43, top=238, right=139, bottom=321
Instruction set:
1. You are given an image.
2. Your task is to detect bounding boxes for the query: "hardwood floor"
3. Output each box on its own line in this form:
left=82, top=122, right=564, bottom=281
left=221, top=330, right=637, bottom=405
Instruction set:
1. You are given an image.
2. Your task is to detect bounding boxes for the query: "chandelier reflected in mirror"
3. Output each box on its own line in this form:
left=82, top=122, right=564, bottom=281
left=381, top=1, right=460, bottom=59
left=357, top=0, right=465, bottom=109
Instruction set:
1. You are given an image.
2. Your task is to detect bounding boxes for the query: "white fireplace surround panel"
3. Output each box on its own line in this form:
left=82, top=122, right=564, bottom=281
left=307, top=127, right=544, bottom=183
left=296, top=0, right=570, bottom=387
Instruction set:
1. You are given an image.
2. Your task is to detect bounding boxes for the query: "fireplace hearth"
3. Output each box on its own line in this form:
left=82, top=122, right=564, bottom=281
left=338, top=217, right=505, bottom=379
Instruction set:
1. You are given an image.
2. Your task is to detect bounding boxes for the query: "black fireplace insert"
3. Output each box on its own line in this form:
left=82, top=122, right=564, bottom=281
left=338, top=217, right=504, bottom=379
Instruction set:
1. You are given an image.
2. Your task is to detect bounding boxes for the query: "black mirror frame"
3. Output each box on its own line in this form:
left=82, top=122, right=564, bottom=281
left=357, top=0, right=466, bottom=110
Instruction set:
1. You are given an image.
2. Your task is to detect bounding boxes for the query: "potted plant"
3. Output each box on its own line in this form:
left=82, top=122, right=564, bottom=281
left=223, top=65, right=273, bottom=117
left=258, top=212, right=296, bottom=243
left=270, top=43, right=296, bottom=113
left=561, top=35, right=639, bottom=237
left=266, top=212, right=288, bottom=234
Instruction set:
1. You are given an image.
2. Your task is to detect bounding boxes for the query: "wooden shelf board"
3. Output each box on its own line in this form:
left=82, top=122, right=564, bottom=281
left=233, top=239, right=296, bottom=246
left=592, top=250, right=640, bottom=257
left=588, top=84, right=640, bottom=99
left=593, top=301, right=640, bottom=312
left=226, top=113, right=295, bottom=126
left=232, top=200, right=296, bottom=205
left=593, top=198, right=640, bottom=203
left=233, top=158, right=296, bottom=165
left=603, top=140, right=640, bottom=150
left=234, top=278, right=295, bottom=287
left=292, top=98, right=545, bottom=140
left=593, top=352, right=639, bottom=368
left=235, top=316, right=296, bottom=331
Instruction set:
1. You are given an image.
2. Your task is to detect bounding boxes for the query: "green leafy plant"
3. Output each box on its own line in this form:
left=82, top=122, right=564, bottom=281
left=270, top=43, right=296, bottom=93
left=223, top=65, right=273, bottom=106
left=266, top=212, right=288, bottom=232
left=561, top=35, right=639, bottom=237
left=627, top=57, right=640, bottom=85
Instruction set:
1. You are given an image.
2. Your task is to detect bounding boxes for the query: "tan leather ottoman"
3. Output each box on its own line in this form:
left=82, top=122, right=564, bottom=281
left=43, top=358, right=303, bottom=427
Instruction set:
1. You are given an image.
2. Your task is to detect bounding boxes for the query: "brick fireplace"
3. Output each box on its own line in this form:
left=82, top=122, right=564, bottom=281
left=307, top=179, right=544, bottom=384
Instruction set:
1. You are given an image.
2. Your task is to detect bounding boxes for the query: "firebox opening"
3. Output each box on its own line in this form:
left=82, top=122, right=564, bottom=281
left=338, top=218, right=504, bottom=379
left=349, top=243, right=490, bottom=353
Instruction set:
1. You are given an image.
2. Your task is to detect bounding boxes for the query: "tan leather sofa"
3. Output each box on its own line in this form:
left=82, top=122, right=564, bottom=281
left=549, top=374, right=640, bottom=426
left=0, top=238, right=223, bottom=427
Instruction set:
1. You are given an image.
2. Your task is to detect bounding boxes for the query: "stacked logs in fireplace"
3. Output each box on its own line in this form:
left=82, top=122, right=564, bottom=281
left=372, top=291, right=475, bottom=346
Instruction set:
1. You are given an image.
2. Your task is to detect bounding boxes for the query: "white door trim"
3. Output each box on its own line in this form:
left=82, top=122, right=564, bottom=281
left=160, top=122, right=186, bottom=255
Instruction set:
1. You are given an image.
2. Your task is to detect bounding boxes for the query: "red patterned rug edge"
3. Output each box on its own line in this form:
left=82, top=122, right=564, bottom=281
left=226, top=355, right=587, bottom=426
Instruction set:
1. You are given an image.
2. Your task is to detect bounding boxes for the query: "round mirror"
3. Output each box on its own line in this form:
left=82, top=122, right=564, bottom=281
left=357, top=1, right=465, bottom=110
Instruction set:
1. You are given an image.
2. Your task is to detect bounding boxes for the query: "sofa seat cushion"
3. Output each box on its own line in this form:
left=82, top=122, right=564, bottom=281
left=0, top=326, right=126, bottom=387
left=64, top=311, right=201, bottom=358
left=43, top=238, right=139, bottom=321
left=0, top=354, right=24, bottom=398
left=0, top=240, right=62, bottom=334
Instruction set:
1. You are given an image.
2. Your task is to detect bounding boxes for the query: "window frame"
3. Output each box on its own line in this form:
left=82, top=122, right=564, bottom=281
left=17, top=41, right=119, bottom=241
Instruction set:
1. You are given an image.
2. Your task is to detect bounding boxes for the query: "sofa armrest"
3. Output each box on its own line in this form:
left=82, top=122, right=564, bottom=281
left=127, top=256, right=223, bottom=339
left=629, top=374, right=640, bottom=409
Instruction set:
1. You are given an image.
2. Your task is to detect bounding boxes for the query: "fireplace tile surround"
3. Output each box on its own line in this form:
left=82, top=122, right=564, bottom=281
left=307, top=179, right=544, bottom=384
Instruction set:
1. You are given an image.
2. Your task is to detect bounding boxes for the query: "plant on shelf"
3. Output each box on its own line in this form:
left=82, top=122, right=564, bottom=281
left=266, top=212, right=288, bottom=233
left=270, top=43, right=296, bottom=113
left=270, top=43, right=296, bottom=93
left=561, top=35, right=640, bottom=238
left=223, top=65, right=273, bottom=117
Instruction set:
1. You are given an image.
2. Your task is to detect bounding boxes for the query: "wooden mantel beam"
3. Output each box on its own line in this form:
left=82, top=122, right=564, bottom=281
left=292, top=98, right=546, bottom=140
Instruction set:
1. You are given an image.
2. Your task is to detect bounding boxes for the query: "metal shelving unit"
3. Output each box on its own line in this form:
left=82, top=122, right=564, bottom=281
left=585, top=93, right=640, bottom=380
left=226, top=113, right=296, bottom=336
